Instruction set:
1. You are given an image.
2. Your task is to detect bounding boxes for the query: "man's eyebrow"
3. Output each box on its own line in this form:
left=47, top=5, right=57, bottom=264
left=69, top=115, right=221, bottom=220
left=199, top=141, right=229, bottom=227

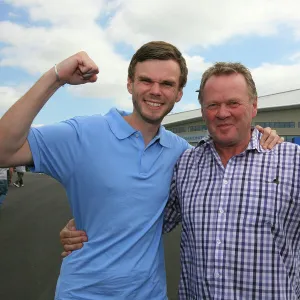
left=138, top=76, right=176, bottom=84
left=137, top=75, right=152, bottom=81
left=161, top=80, right=176, bottom=85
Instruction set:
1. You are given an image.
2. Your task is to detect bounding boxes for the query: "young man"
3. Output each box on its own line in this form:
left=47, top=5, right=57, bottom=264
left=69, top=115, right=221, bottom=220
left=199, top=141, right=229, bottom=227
left=164, top=62, right=300, bottom=299
left=0, top=42, right=280, bottom=299
left=0, top=41, right=188, bottom=299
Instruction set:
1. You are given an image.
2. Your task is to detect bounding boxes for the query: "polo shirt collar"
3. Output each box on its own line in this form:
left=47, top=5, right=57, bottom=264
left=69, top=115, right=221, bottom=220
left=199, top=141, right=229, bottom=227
left=105, top=108, right=172, bottom=148
left=105, top=108, right=136, bottom=139
left=155, top=126, right=172, bottom=148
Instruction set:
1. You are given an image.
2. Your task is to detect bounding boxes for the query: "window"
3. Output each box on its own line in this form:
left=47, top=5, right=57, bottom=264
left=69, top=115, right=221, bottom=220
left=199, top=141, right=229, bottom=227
left=169, top=126, right=186, bottom=134
left=188, top=125, right=207, bottom=132
left=255, top=122, right=295, bottom=128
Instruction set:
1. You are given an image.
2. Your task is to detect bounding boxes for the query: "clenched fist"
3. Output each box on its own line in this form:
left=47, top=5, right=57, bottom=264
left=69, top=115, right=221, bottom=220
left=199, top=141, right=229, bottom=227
left=55, top=51, right=99, bottom=85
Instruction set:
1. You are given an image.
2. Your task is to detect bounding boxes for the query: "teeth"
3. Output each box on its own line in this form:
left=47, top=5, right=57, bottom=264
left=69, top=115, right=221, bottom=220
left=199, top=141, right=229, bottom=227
left=146, top=101, right=161, bottom=107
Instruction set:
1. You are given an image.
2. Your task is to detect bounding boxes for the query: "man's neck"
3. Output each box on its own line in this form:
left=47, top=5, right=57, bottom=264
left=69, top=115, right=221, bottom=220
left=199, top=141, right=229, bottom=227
left=214, top=139, right=250, bottom=167
left=124, top=114, right=160, bottom=146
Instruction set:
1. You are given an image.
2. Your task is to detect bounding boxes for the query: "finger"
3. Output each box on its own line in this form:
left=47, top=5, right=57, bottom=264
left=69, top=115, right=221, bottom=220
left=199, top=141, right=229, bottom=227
left=261, top=129, right=277, bottom=149
left=82, top=72, right=95, bottom=79
left=78, top=60, right=99, bottom=77
left=61, top=235, right=87, bottom=245
left=74, top=69, right=98, bottom=82
left=60, top=229, right=86, bottom=239
left=64, top=243, right=84, bottom=252
left=267, top=135, right=285, bottom=149
left=66, top=218, right=76, bottom=231
left=255, top=124, right=264, bottom=133
left=82, top=71, right=98, bottom=82
left=61, top=251, right=71, bottom=258
left=258, top=126, right=272, bottom=147
left=266, top=135, right=280, bottom=149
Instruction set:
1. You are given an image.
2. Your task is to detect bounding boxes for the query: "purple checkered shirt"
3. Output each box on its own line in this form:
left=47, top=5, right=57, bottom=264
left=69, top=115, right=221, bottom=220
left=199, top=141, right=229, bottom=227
left=164, top=128, right=300, bottom=299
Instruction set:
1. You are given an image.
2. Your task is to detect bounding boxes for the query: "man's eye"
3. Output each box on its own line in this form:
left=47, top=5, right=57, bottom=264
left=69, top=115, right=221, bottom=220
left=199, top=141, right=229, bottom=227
left=163, top=82, right=173, bottom=87
left=207, top=104, right=217, bottom=109
left=229, top=101, right=239, bottom=107
left=141, top=79, right=151, bottom=84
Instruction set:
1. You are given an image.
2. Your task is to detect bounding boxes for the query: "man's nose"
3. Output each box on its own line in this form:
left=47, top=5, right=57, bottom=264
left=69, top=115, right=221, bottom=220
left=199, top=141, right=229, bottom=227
left=149, top=82, right=162, bottom=96
left=216, top=104, right=230, bottom=119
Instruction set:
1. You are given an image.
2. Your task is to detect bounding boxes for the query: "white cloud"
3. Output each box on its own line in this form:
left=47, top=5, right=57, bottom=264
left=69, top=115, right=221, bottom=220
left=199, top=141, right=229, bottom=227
left=68, top=82, right=133, bottom=111
left=5, top=0, right=105, bottom=26
left=184, top=54, right=212, bottom=81
left=252, top=63, right=300, bottom=96
left=0, top=0, right=131, bottom=107
left=1, top=0, right=300, bottom=115
left=107, top=0, right=300, bottom=50
left=290, top=52, right=300, bottom=62
left=172, top=102, right=200, bottom=113
left=8, top=12, right=19, bottom=18
left=0, top=85, right=30, bottom=116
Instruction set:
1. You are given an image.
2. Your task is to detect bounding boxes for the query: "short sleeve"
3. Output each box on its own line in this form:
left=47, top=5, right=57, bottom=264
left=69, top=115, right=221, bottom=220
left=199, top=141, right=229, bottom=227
left=27, top=117, right=85, bottom=184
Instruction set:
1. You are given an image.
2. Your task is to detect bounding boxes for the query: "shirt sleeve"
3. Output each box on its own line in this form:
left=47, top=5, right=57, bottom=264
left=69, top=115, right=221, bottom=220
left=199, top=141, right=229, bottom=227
left=27, top=117, right=84, bottom=184
left=163, top=162, right=182, bottom=234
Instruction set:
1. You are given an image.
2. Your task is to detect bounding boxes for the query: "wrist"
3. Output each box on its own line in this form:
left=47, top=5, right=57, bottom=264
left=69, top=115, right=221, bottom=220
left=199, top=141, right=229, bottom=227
left=53, top=64, right=66, bottom=87
left=41, top=67, right=65, bottom=90
left=54, top=64, right=60, bottom=82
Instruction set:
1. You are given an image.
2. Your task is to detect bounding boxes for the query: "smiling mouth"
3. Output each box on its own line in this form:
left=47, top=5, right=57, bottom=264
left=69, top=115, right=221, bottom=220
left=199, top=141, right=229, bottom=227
left=145, top=100, right=162, bottom=108
left=217, top=124, right=232, bottom=128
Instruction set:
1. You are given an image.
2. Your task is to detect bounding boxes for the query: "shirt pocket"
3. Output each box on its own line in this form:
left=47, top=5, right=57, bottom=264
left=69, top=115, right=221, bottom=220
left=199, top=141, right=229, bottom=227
left=239, top=172, right=292, bottom=227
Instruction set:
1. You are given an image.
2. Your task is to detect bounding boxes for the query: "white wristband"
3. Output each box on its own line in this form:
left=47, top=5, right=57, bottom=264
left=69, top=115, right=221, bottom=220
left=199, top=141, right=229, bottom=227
left=54, top=64, right=60, bottom=81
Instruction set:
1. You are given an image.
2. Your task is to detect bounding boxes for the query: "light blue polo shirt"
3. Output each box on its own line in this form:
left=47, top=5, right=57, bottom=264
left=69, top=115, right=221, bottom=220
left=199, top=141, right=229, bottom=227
left=27, top=108, right=190, bottom=300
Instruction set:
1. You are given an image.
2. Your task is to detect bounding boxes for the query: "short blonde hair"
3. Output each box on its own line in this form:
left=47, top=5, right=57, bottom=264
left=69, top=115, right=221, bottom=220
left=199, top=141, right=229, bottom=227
left=197, top=62, right=257, bottom=104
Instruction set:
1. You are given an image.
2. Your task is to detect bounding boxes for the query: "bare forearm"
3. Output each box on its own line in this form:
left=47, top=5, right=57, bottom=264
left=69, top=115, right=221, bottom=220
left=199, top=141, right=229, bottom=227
left=0, top=67, right=63, bottom=160
left=0, top=51, right=99, bottom=166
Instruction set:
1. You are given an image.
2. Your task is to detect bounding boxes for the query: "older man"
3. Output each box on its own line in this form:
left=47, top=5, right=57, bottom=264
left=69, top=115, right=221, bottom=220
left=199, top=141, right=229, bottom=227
left=164, top=62, right=300, bottom=299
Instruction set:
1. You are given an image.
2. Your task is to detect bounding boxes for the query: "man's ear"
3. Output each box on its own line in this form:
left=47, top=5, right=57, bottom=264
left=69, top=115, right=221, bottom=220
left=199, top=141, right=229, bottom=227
left=175, top=89, right=183, bottom=103
left=127, top=77, right=133, bottom=94
left=201, top=107, right=206, bottom=122
left=252, top=97, right=258, bottom=118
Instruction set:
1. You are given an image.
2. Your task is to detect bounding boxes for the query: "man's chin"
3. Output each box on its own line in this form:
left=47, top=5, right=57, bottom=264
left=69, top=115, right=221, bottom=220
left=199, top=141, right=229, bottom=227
left=213, top=135, right=237, bottom=147
left=142, top=109, right=169, bottom=124
left=142, top=114, right=164, bottom=125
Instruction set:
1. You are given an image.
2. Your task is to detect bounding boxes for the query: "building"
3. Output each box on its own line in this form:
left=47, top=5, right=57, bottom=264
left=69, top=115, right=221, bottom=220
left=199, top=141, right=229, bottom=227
left=163, top=89, right=300, bottom=146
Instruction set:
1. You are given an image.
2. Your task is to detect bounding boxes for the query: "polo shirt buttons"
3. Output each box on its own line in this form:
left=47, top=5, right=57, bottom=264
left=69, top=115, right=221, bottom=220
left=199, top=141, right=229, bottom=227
left=135, top=133, right=139, bottom=138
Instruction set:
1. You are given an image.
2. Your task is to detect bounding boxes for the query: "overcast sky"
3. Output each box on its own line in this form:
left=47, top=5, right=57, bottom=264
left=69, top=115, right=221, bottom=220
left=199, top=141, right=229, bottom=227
left=1, top=0, right=300, bottom=125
